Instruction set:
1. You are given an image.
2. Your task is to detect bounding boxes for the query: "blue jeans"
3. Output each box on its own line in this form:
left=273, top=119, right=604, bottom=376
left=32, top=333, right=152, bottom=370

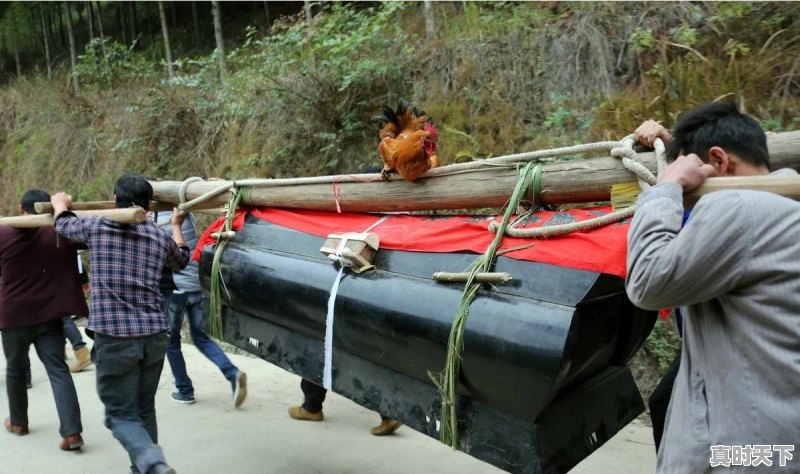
left=94, top=332, right=169, bottom=474
left=165, top=291, right=238, bottom=396
left=63, top=316, right=86, bottom=350
left=2, top=319, right=82, bottom=436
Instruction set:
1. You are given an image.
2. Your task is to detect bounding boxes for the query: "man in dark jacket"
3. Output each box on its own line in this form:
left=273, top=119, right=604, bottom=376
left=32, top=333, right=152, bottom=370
left=0, top=189, right=87, bottom=451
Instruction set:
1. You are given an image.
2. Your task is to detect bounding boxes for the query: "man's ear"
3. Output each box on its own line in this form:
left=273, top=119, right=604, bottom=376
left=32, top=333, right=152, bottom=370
left=708, top=146, right=731, bottom=176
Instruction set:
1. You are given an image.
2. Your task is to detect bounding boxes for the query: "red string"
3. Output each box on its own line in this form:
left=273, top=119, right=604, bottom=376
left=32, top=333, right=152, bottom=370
left=331, top=173, right=385, bottom=214
left=333, top=182, right=341, bottom=213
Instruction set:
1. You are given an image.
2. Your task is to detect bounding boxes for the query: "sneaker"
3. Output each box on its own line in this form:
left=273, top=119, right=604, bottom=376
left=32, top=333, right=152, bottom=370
left=170, top=392, right=196, bottom=405
left=231, top=371, right=247, bottom=408
left=288, top=406, right=324, bottom=421
left=370, top=417, right=403, bottom=436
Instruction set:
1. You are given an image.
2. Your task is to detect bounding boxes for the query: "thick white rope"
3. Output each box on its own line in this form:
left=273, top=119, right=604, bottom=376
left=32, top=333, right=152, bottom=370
left=178, top=176, right=203, bottom=204
left=488, top=135, right=666, bottom=238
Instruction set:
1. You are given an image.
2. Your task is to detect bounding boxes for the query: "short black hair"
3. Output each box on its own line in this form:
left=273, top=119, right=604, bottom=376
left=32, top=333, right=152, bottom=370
left=20, top=189, right=51, bottom=214
left=114, top=174, right=152, bottom=210
left=666, top=101, right=769, bottom=169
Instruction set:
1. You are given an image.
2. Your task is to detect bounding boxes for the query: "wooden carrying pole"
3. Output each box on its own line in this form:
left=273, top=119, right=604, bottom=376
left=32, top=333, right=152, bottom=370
left=34, top=200, right=176, bottom=214
left=0, top=208, right=147, bottom=228
left=684, top=175, right=800, bottom=207
left=148, top=131, right=800, bottom=212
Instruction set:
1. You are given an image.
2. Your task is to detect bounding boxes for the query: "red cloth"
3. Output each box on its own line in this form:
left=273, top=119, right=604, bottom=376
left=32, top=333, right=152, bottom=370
left=196, top=206, right=629, bottom=278
left=192, top=210, right=247, bottom=262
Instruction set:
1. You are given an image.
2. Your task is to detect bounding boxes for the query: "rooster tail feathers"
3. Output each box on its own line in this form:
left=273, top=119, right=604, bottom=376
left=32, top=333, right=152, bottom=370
left=371, top=105, right=398, bottom=126
left=375, top=99, right=436, bottom=134
left=396, top=99, right=417, bottom=131
left=395, top=99, right=427, bottom=121
left=396, top=99, right=412, bottom=116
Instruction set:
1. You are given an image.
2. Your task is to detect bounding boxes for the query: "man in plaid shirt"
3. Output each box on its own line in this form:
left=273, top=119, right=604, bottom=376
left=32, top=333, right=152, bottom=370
left=52, top=174, right=189, bottom=474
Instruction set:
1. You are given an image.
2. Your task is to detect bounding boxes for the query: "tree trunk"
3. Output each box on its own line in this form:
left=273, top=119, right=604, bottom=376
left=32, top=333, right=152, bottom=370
left=424, top=0, right=435, bottom=43
left=170, top=0, right=178, bottom=29
left=94, top=0, right=110, bottom=70
left=211, top=1, right=228, bottom=83
left=263, top=1, right=270, bottom=27
left=146, top=2, right=157, bottom=53
left=191, top=1, right=200, bottom=48
left=95, top=1, right=105, bottom=38
left=128, top=1, right=137, bottom=43
left=148, top=131, right=800, bottom=212
left=13, top=47, right=21, bottom=77
left=118, top=2, right=127, bottom=45
left=63, top=2, right=80, bottom=94
left=158, top=1, right=175, bottom=80
left=304, top=0, right=313, bottom=27
left=86, top=1, right=95, bottom=41
left=57, top=4, right=67, bottom=50
left=40, top=5, right=52, bottom=79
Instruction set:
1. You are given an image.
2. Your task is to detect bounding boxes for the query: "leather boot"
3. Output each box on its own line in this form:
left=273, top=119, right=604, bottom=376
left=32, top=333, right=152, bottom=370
left=370, top=417, right=402, bottom=436
left=69, top=346, right=92, bottom=373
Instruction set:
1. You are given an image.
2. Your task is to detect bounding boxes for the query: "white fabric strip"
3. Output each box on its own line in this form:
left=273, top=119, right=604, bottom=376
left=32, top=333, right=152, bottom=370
left=322, top=215, right=389, bottom=390
left=323, top=265, right=345, bottom=390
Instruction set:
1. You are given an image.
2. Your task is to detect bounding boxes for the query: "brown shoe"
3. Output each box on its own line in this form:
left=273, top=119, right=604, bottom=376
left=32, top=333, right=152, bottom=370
left=370, top=417, right=402, bottom=436
left=69, top=346, right=92, bottom=373
left=288, top=406, right=324, bottom=421
left=59, top=433, right=84, bottom=451
left=4, top=417, right=28, bottom=436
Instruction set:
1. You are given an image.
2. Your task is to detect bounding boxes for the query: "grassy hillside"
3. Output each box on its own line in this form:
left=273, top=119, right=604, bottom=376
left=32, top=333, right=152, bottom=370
left=1, top=2, right=798, bottom=212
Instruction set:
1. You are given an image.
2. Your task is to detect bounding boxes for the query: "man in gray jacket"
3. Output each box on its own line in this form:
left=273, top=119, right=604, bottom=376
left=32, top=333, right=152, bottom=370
left=626, top=101, right=800, bottom=472
left=154, top=210, right=247, bottom=408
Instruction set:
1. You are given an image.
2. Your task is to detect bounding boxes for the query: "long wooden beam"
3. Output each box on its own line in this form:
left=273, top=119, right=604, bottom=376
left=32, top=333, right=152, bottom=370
left=34, top=200, right=178, bottom=214
left=149, top=131, right=800, bottom=212
left=0, top=208, right=147, bottom=228
left=684, top=175, right=800, bottom=207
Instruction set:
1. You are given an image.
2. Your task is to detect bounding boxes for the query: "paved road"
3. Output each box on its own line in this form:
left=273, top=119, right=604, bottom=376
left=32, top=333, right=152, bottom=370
left=1, top=332, right=655, bottom=473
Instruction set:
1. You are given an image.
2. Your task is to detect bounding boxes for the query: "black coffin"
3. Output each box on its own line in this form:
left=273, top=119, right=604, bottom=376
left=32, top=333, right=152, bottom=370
left=199, top=214, right=655, bottom=473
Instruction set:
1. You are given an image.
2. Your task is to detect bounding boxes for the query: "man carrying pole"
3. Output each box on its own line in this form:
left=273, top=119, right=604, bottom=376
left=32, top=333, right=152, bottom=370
left=52, top=174, right=190, bottom=474
left=0, top=189, right=87, bottom=451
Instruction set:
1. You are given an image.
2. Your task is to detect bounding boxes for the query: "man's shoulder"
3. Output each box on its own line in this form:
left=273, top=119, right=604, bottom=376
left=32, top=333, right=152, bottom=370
left=770, top=167, right=797, bottom=177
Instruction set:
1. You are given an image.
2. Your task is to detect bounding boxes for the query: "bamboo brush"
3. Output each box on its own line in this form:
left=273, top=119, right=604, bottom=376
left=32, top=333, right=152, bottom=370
left=610, top=181, right=641, bottom=210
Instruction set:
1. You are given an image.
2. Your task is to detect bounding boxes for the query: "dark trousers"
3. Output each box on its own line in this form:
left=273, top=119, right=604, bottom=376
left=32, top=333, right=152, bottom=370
left=301, top=378, right=389, bottom=420
left=94, top=331, right=169, bottom=474
left=648, top=348, right=681, bottom=452
left=301, top=378, right=328, bottom=413
left=2, top=319, right=82, bottom=436
left=22, top=316, right=86, bottom=383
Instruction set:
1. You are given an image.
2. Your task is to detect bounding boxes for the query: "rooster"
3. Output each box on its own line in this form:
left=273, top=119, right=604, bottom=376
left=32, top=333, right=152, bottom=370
left=373, top=100, right=440, bottom=182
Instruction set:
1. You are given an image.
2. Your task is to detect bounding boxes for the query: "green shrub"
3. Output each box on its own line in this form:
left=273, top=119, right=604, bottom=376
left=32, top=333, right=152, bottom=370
left=643, top=317, right=681, bottom=370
